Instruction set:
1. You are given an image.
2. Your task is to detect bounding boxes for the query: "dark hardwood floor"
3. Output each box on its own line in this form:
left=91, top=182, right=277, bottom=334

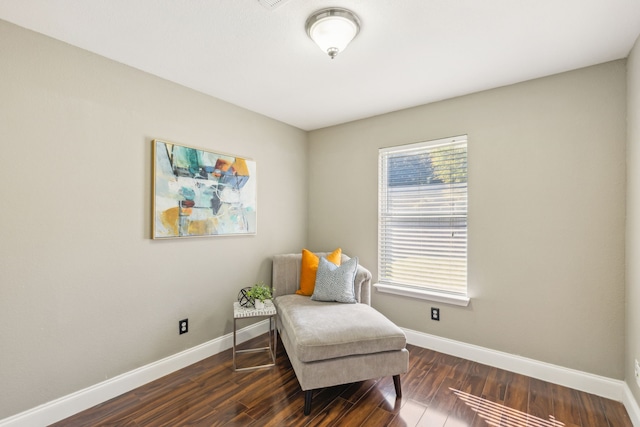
left=51, top=334, right=633, bottom=426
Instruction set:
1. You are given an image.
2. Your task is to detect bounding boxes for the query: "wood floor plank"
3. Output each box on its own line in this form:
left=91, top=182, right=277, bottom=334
left=270, top=389, right=347, bottom=426
left=401, top=366, right=430, bottom=397
left=203, top=400, right=253, bottom=427
left=467, top=366, right=514, bottom=427
left=363, top=406, right=398, bottom=426
left=136, top=366, right=199, bottom=399
left=190, top=378, right=243, bottom=410
left=409, top=345, right=441, bottom=372
left=388, top=399, right=428, bottom=427
left=501, top=371, right=529, bottom=426
left=412, top=357, right=453, bottom=406
left=577, top=391, right=609, bottom=427
left=417, top=358, right=472, bottom=426
left=528, top=377, right=555, bottom=425
left=340, top=378, right=380, bottom=404
left=374, top=375, right=404, bottom=413
left=248, top=393, right=306, bottom=427
left=156, top=403, right=226, bottom=427
left=417, top=377, right=464, bottom=427
left=244, top=371, right=300, bottom=420
left=92, top=419, right=140, bottom=427
left=132, top=380, right=214, bottom=426
left=211, top=411, right=255, bottom=427
left=550, top=382, right=582, bottom=427
left=304, top=397, right=353, bottom=427
left=480, top=366, right=513, bottom=405
left=336, top=383, right=390, bottom=427
left=601, top=397, right=634, bottom=427
left=49, top=334, right=633, bottom=427
left=443, top=361, right=490, bottom=427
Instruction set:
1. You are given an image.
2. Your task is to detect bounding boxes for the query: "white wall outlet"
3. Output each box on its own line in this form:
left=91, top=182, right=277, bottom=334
left=635, top=359, right=640, bottom=388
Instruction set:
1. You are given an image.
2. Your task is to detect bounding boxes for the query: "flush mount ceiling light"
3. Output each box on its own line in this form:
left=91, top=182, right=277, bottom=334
left=305, top=7, right=360, bottom=59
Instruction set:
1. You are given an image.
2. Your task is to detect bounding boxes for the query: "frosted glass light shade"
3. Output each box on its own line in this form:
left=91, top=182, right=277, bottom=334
left=305, top=8, right=360, bottom=59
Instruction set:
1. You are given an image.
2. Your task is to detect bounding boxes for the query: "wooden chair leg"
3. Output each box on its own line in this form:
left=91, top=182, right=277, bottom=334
left=393, top=375, right=402, bottom=398
left=304, top=390, right=313, bottom=415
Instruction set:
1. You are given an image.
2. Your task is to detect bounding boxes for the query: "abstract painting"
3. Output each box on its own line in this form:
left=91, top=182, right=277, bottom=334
left=152, top=139, right=257, bottom=238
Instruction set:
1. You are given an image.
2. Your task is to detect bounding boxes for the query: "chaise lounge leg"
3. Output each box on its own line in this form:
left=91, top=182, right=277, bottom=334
left=393, top=375, right=402, bottom=398
left=304, top=390, right=313, bottom=415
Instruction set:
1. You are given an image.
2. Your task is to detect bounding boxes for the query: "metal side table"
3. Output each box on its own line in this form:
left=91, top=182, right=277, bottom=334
left=233, top=301, right=277, bottom=371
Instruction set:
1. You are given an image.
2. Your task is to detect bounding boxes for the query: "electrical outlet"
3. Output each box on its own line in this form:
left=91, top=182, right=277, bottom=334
left=635, top=359, right=640, bottom=388
left=179, top=319, right=188, bottom=335
left=431, top=307, right=440, bottom=321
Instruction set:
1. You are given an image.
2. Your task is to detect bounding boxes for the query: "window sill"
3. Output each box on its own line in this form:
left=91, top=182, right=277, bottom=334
left=373, top=283, right=470, bottom=307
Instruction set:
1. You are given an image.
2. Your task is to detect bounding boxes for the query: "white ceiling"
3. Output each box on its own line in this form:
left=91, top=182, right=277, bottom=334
left=1, top=0, right=639, bottom=130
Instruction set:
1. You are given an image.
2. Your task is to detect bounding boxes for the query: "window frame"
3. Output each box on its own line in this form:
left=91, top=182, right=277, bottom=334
left=375, top=135, right=470, bottom=307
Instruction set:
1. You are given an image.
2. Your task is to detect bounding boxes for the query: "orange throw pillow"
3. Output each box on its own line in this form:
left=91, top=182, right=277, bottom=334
left=296, top=248, right=342, bottom=296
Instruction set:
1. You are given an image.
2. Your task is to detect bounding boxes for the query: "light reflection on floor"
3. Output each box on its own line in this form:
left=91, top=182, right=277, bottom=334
left=451, top=388, right=565, bottom=427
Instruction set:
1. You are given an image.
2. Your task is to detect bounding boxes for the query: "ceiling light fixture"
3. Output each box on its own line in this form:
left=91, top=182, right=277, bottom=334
left=305, top=8, right=360, bottom=59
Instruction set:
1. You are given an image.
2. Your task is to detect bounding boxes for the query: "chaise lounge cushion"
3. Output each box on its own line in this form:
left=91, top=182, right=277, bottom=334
left=276, top=294, right=407, bottom=363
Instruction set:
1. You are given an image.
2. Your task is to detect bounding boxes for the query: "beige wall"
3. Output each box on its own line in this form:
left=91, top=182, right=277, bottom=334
left=0, top=20, right=308, bottom=419
left=308, top=60, right=627, bottom=379
left=627, top=34, right=640, bottom=405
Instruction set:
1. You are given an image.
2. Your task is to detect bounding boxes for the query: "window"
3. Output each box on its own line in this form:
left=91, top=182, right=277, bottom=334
left=376, top=135, right=469, bottom=306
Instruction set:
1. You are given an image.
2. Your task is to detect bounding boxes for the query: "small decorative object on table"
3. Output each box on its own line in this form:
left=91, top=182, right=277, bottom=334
left=237, top=287, right=253, bottom=307
left=246, top=281, right=272, bottom=310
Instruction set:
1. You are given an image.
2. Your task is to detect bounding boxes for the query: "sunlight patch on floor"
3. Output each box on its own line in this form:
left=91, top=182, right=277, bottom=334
left=451, top=388, right=565, bottom=427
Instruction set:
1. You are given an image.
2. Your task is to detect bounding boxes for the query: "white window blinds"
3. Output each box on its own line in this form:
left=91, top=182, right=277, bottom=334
left=378, top=135, right=468, bottom=296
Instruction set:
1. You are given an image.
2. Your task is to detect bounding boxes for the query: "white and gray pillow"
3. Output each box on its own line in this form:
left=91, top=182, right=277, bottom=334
left=311, top=256, right=358, bottom=303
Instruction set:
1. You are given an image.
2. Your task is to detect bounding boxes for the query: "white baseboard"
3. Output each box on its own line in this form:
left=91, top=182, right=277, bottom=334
left=403, top=327, right=640, bottom=426
left=623, top=383, right=640, bottom=427
left=3, top=323, right=639, bottom=427
left=0, top=320, right=270, bottom=427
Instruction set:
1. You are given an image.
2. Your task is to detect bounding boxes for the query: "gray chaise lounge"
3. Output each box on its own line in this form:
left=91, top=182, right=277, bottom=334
left=272, top=252, right=409, bottom=415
